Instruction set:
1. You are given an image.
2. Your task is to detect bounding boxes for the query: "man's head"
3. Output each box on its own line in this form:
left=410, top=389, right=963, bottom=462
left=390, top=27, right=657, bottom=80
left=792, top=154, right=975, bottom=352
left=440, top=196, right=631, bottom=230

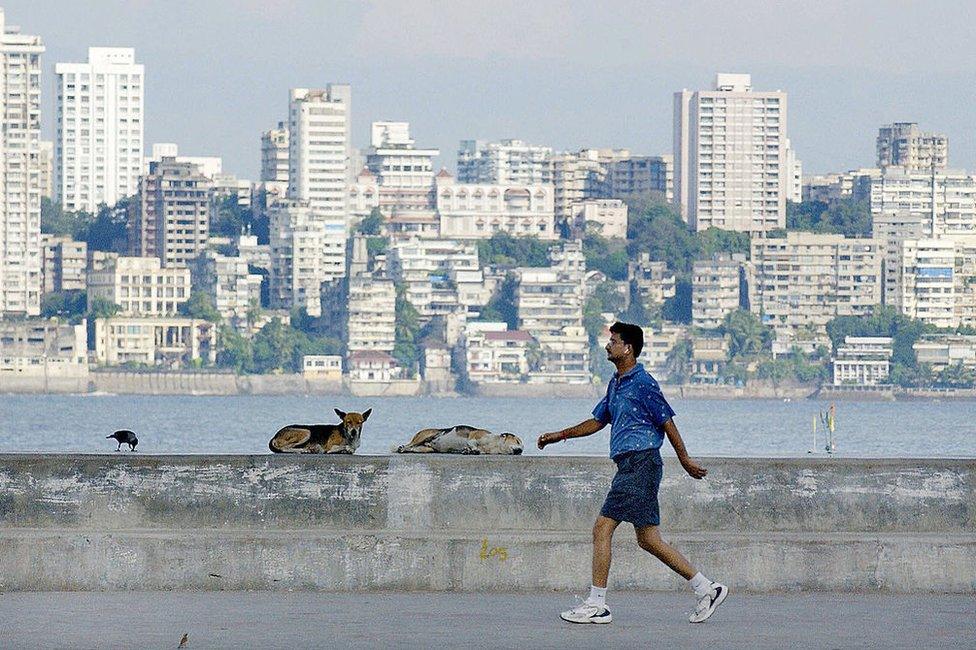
left=606, top=321, right=643, bottom=362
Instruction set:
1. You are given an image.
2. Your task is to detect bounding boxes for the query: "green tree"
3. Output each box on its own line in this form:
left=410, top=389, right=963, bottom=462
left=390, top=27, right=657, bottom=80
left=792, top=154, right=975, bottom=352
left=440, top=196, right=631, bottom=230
left=721, top=309, right=771, bottom=358
left=698, top=227, right=750, bottom=258
left=251, top=318, right=294, bottom=373
left=478, top=272, right=519, bottom=328
left=357, top=207, right=385, bottom=235
left=476, top=232, right=550, bottom=268
left=661, top=278, right=692, bottom=324
left=179, top=291, right=222, bottom=322
left=582, top=233, right=628, bottom=280
left=664, top=338, right=692, bottom=384
left=40, top=291, right=87, bottom=321
left=787, top=197, right=872, bottom=237
left=393, top=283, right=421, bottom=375
left=217, top=326, right=253, bottom=373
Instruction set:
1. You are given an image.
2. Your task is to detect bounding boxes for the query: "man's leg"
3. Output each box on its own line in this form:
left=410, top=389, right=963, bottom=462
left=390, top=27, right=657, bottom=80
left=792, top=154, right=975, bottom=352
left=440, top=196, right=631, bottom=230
left=636, top=525, right=728, bottom=623
left=634, top=524, right=695, bottom=578
left=592, top=515, right=620, bottom=588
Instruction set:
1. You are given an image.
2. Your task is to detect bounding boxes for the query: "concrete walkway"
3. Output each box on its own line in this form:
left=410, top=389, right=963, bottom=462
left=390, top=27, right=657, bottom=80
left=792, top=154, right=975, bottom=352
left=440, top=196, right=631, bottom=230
left=0, top=591, right=972, bottom=649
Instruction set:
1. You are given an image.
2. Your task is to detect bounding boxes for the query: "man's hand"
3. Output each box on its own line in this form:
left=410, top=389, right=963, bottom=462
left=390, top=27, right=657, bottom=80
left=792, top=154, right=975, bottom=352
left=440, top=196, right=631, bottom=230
left=680, top=456, right=707, bottom=479
left=537, top=432, right=562, bottom=450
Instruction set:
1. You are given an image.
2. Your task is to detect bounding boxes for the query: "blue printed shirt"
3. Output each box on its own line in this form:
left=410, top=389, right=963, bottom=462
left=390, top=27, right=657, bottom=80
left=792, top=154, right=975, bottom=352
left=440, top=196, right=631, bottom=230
left=591, top=363, right=676, bottom=459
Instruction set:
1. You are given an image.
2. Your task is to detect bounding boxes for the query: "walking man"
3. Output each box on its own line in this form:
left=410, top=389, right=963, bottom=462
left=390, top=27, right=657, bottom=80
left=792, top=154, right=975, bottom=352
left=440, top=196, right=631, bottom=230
left=537, top=321, right=727, bottom=624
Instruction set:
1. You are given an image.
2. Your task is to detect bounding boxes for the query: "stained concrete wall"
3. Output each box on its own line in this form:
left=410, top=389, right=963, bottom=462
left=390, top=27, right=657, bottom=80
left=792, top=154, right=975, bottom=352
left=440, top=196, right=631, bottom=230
left=0, top=455, right=972, bottom=592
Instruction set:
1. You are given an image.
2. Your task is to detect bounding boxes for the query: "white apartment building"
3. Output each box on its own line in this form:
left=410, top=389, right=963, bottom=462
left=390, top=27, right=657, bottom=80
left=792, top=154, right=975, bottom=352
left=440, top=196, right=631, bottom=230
left=269, top=199, right=344, bottom=317
left=832, top=336, right=892, bottom=386
left=93, top=316, right=216, bottom=367
left=570, top=199, right=628, bottom=239
left=803, top=168, right=880, bottom=203
left=366, top=122, right=439, bottom=188
left=387, top=237, right=480, bottom=320
left=607, top=155, right=673, bottom=203
left=347, top=350, right=401, bottom=382
left=288, top=85, right=351, bottom=218
left=463, top=322, right=535, bottom=383
left=87, top=256, right=190, bottom=316
left=674, top=73, right=789, bottom=232
left=302, top=354, right=342, bottom=380
left=639, top=323, right=688, bottom=381
left=40, top=234, right=87, bottom=293
left=260, top=121, right=289, bottom=183
left=750, top=233, right=882, bottom=337
left=785, top=139, right=802, bottom=203
left=0, top=9, right=44, bottom=317
left=877, top=122, right=948, bottom=171
left=870, top=169, right=976, bottom=305
left=457, top=139, right=552, bottom=185
left=188, top=251, right=262, bottom=326
left=55, top=47, right=144, bottom=213
left=347, top=274, right=396, bottom=353
left=435, top=171, right=556, bottom=240
left=954, top=238, right=976, bottom=329
left=692, top=254, right=744, bottom=330
left=898, top=238, right=957, bottom=328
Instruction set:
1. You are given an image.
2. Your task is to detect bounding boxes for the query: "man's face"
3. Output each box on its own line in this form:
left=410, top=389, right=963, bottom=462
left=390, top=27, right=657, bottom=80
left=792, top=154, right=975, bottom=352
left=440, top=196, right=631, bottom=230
left=605, top=332, right=631, bottom=362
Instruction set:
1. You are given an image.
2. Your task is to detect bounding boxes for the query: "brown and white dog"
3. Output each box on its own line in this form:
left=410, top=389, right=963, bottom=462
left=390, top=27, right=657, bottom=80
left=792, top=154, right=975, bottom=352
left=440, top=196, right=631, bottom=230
left=396, top=425, right=523, bottom=455
left=269, top=408, right=371, bottom=454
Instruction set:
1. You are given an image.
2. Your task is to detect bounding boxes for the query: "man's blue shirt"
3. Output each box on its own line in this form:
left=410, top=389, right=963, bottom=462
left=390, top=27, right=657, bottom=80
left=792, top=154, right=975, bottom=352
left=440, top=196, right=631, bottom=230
left=591, top=363, right=675, bottom=459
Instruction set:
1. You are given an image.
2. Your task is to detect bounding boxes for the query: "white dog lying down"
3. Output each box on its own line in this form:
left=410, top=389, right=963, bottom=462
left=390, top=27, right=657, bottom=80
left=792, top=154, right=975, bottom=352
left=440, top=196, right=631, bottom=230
left=395, top=425, right=523, bottom=455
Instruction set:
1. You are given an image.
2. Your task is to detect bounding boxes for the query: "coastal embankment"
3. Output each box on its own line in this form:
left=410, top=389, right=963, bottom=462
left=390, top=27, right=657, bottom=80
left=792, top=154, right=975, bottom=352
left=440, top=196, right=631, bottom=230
left=0, top=455, right=971, bottom=592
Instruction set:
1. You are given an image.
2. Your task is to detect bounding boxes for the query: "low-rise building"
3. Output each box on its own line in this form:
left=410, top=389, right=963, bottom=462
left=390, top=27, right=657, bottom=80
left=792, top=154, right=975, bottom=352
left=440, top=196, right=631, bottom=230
left=630, top=253, right=676, bottom=309
left=691, top=336, right=728, bottom=382
left=640, top=324, right=688, bottom=381
left=832, top=336, right=892, bottom=386
left=302, top=354, right=342, bottom=381
left=0, top=319, right=88, bottom=377
left=913, top=335, right=976, bottom=373
left=347, top=350, right=401, bottom=382
left=570, top=199, right=628, bottom=239
left=463, top=322, right=535, bottom=383
left=189, top=251, right=263, bottom=326
left=41, top=235, right=87, bottom=294
left=93, top=316, right=216, bottom=367
left=87, top=256, right=190, bottom=316
left=435, top=170, right=556, bottom=240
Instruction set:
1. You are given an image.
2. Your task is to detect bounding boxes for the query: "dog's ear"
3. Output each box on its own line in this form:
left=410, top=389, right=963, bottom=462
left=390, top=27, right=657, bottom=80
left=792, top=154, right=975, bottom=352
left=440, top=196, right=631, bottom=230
left=335, top=408, right=346, bottom=419
left=362, top=408, right=372, bottom=422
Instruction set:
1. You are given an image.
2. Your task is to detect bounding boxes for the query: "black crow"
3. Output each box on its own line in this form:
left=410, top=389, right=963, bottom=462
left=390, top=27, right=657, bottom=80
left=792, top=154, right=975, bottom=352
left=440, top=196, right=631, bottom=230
left=107, top=430, right=138, bottom=452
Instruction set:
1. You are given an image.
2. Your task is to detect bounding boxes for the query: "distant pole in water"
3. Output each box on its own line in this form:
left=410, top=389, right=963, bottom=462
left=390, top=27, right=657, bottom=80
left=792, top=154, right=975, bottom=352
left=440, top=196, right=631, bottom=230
left=825, top=403, right=837, bottom=454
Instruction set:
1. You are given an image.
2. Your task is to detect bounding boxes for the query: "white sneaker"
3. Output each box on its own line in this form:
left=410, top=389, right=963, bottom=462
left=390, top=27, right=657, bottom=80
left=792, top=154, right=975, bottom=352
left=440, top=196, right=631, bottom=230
left=560, top=600, right=613, bottom=624
left=689, top=582, right=728, bottom=623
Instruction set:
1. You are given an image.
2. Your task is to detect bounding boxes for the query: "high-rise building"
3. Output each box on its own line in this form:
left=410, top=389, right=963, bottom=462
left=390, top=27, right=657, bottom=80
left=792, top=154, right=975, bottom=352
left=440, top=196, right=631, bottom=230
left=287, top=85, right=351, bottom=218
left=551, top=149, right=629, bottom=222
left=260, top=121, right=289, bottom=184
left=457, top=139, right=552, bottom=185
left=38, top=140, right=54, bottom=199
left=692, top=254, right=745, bottom=330
left=128, top=157, right=211, bottom=267
left=366, top=121, right=439, bottom=188
left=876, top=122, right=947, bottom=171
left=674, top=73, right=789, bottom=232
left=55, top=47, right=144, bottom=213
left=0, top=9, right=44, bottom=317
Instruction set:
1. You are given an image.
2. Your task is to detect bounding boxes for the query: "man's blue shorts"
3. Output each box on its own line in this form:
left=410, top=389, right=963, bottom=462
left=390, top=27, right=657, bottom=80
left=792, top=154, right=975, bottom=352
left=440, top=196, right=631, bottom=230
left=600, top=447, right=663, bottom=528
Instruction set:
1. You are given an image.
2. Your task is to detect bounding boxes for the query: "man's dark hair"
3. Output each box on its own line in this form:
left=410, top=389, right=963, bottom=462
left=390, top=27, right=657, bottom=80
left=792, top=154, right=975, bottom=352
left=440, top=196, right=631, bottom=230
left=610, top=321, right=643, bottom=358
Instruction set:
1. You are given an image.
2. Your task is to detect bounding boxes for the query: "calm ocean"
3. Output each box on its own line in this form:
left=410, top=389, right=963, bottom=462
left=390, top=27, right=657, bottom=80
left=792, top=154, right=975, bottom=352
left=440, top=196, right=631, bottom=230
left=1, top=394, right=974, bottom=457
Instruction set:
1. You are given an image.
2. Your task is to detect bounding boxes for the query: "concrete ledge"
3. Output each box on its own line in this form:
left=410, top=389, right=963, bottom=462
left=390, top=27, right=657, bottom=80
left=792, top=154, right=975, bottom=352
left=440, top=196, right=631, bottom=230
left=0, top=455, right=973, bottom=592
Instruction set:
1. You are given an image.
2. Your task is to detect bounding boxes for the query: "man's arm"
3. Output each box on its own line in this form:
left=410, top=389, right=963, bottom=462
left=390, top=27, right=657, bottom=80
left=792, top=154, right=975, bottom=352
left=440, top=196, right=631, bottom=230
left=662, top=418, right=707, bottom=479
left=537, top=418, right=606, bottom=450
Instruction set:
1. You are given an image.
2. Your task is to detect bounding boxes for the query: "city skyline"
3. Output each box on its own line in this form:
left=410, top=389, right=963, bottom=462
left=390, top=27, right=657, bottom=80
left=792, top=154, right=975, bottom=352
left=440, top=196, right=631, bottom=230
left=10, top=0, right=976, bottom=180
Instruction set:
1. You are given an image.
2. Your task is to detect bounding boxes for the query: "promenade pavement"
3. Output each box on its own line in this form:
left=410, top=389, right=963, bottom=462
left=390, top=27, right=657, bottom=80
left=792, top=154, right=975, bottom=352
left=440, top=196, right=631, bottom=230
left=0, top=591, right=972, bottom=649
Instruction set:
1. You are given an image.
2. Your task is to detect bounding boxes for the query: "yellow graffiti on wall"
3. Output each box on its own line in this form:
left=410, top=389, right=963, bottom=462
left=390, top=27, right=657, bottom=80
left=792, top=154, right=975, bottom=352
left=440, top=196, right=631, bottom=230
left=480, top=538, right=508, bottom=561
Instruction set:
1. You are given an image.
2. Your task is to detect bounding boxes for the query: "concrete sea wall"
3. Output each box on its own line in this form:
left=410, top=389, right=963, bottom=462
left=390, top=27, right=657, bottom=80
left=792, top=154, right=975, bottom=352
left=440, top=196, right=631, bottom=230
left=0, top=455, right=972, bottom=593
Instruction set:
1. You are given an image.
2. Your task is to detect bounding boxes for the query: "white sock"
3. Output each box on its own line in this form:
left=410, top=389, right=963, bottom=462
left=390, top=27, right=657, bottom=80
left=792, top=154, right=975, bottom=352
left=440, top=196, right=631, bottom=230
left=588, top=585, right=607, bottom=606
left=688, top=572, right=712, bottom=597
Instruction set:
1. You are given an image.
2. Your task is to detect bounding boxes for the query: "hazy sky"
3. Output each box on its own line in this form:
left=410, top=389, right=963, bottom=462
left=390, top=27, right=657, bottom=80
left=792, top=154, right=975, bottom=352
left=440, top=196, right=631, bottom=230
left=10, top=0, right=976, bottom=180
